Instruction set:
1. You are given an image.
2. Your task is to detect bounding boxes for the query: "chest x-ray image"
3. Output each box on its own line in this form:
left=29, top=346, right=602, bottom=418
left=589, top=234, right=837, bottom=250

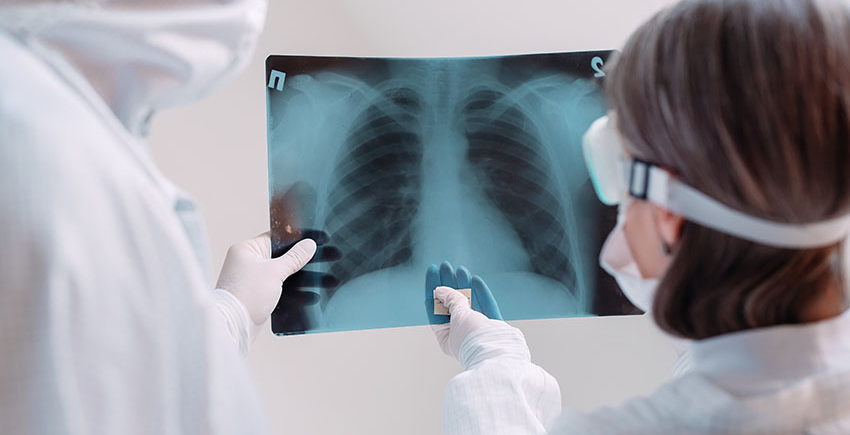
left=266, top=51, right=639, bottom=335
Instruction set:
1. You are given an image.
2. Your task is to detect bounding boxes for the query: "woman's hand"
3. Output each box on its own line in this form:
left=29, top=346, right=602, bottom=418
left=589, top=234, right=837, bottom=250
left=425, top=261, right=505, bottom=358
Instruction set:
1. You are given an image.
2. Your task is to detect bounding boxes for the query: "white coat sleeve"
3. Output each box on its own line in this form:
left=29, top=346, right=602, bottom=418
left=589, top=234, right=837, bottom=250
left=171, top=188, right=254, bottom=356
left=443, top=325, right=563, bottom=435
left=0, top=33, right=270, bottom=435
left=212, top=288, right=254, bottom=356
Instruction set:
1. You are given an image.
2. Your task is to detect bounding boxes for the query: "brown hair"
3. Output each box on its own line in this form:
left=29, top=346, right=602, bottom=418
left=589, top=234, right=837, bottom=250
left=606, top=0, right=850, bottom=339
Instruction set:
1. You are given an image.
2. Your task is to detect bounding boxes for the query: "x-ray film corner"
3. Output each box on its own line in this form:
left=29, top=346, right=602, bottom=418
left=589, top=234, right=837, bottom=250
left=266, top=51, right=638, bottom=335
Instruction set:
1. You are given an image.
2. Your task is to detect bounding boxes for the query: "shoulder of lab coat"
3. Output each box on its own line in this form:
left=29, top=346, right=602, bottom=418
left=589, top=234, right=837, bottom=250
left=0, top=32, right=268, bottom=434
left=443, top=311, right=850, bottom=435
left=441, top=325, right=746, bottom=435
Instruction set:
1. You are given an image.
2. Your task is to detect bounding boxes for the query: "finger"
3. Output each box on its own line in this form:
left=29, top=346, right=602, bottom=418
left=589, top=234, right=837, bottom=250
left=274, top=238, right=317, bottom=279
left=308, top=245, right=342, bottom=263
left=434, top=286, right=472, bottom=316
left=456, top=265, right=472, bottom=289
left=471, top=275, right=503, bottom=320
left=284, top=270, right=339, bottom=288
left=426, top=264, right=440, bottom=294
left=425, top=264, right=449, bottom=325
left=439, top=261, right=457, bottom=288
left=299, top=229, right=330, bottom=245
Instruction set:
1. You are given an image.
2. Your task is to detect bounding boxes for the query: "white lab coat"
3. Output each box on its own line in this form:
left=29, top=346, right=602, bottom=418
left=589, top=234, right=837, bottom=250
left=0, top=1, right=271, bottom=433
left=443, top=310, right=850, bottom=434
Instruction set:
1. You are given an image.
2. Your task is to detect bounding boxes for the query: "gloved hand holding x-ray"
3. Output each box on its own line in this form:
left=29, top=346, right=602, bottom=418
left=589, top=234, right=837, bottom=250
left=426, top=261, right=505, bottom=357
left=266, top=51, right=639, bottom=335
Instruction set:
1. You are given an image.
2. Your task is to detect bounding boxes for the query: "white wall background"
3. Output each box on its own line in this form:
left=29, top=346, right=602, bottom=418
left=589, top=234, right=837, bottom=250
left=148, top=1, right=680, bottom=434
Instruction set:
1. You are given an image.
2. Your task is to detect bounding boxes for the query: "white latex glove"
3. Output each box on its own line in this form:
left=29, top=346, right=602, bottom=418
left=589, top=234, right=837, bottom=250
left=426, top=262, right=506, bottom=358
left=214, top=232, right=316, bottom=354
left=434, top=286, right=506, bottom=358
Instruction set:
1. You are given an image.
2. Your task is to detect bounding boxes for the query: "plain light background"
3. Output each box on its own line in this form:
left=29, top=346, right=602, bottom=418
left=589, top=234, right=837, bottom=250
left=148, top=1, right=681, bottom=434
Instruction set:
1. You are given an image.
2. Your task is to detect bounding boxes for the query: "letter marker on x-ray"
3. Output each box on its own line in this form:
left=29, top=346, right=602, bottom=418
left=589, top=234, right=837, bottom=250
left=434, top=288, right=472, bottom=315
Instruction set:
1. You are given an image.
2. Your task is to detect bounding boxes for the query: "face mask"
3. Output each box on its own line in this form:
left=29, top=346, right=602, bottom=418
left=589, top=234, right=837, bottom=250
left=585, top=112, right=850, bottom=355
left=600, top=203, right=692, bottom=356
left=599, top=202, right=657, bottom=313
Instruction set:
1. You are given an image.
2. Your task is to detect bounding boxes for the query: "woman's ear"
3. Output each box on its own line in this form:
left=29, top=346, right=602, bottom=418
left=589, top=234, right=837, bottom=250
left=653, top=204, right=684, bottom=247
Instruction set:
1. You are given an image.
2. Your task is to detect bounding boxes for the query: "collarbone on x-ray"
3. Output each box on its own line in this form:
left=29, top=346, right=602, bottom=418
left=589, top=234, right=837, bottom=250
left=267, top=52, right=633, bottom=335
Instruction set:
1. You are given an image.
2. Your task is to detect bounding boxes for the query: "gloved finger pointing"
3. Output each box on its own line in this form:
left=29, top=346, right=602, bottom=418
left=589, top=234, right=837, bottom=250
left=434, top=286, right=472, bottom=316
left=274, top=238, right=317, bottom=280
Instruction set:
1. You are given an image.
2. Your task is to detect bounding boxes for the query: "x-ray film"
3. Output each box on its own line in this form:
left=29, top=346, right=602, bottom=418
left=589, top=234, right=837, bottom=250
left=266, top=51, right=639, bottom=335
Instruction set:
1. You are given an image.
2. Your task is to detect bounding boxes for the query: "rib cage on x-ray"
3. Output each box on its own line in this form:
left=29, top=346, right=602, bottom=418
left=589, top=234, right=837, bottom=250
left=317, top=76, right=581, bottom=303
left=267, top=53, right=621, bottom=334
left=322, top=86, right=424, bottom=302
left=459, top=86, right=577, bottom=294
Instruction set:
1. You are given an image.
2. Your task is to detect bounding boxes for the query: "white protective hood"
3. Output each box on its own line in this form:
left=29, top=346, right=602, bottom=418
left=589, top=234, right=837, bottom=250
left=0, top=1, right=271, bottom=433
left=0, top=0, right=266, bottom=136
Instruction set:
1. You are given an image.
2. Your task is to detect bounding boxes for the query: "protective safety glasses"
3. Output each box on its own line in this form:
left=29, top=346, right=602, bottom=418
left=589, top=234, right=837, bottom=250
left=581, top=113, right=850, bottom=249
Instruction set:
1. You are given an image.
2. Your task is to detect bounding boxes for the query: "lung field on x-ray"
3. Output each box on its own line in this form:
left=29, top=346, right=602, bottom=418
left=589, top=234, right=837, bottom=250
left=460, top=86, right=577, bottom=295
left=323, top=85, right=424, bottom=303
left=267, top=53, right=630, bottom=334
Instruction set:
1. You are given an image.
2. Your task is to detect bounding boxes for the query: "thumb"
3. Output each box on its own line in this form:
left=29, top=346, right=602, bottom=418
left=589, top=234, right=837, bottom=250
left=434, top=286, right=471, bottom=316
left=273, top=238, right=317, bottom=280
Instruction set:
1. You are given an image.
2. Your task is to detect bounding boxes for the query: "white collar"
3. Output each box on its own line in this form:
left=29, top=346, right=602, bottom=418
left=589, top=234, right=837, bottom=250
left=690, top=309, right=850, bottom=395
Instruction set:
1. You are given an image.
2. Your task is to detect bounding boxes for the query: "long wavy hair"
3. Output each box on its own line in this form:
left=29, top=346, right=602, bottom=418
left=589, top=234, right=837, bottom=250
left=606, top=0, right=850, bottom=339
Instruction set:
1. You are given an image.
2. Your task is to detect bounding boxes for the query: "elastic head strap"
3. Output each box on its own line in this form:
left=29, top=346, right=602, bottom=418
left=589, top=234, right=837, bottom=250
left=627, top=161, right=850, bottom=249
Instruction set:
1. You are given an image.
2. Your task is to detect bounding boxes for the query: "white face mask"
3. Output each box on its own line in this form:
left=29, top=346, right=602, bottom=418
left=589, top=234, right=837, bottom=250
left=599, top=201, right=692, bottom=356
left=599, top=202, right=658, bottom=313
